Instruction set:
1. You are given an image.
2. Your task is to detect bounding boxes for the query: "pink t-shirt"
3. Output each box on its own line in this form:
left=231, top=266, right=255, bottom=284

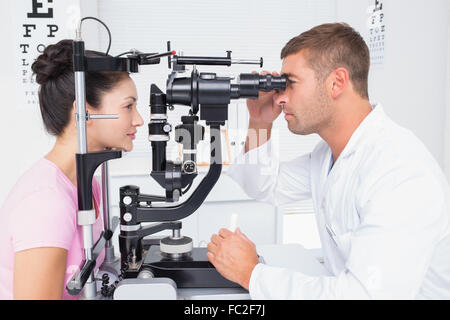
left=0, top=158, right=105, bottom=300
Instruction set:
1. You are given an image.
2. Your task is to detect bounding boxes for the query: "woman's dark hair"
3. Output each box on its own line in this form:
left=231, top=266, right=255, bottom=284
left=31, top=39, right=129, bottom=136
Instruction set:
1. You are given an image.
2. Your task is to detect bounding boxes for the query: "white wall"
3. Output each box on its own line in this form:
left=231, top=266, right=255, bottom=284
left=337, top=0, right=449, bottom=180
left=445, top=3, right=450, bottom=182
left=0, top=1, right=55, bottom=205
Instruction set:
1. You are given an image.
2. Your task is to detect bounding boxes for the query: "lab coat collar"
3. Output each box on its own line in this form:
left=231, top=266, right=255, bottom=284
left=331, top=103, right=385, bottom=161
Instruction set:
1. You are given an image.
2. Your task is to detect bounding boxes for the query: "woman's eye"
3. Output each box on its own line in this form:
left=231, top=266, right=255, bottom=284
left=125, top=104, right=133, bottom=109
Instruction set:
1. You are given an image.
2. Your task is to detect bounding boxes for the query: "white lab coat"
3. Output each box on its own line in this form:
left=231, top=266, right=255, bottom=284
left=227, top=104, right=450, bottom=299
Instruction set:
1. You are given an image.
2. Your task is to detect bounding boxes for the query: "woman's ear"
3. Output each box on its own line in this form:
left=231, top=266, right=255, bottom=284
left=80, top=102, right=97, bottom=127
left=71, top=101, right=77, bottom=128
left=71, top=101, right=97, bottom=128
left=85, top=103, right=92, bottom=127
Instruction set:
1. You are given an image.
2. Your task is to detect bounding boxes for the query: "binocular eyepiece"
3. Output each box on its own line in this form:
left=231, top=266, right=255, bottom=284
left=231, top=73, right=286, bottom=99
left=166, top=72, right=286, bottom=108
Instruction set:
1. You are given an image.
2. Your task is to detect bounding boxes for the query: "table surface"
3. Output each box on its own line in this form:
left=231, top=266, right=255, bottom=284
left=177, top=243, right=330, bottom=300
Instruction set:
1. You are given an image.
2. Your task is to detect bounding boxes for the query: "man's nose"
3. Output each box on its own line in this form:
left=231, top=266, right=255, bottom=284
left=274, top=91, right=288, bottom=107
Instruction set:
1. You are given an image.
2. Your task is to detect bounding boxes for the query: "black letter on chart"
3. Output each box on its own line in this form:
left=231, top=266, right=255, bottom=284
left=47, top=24, right=58, bottom=37
left=23, top=24, right=36, bottom=37
left=20, top=44, right=30, bottom=54
left=27, top=0, right=53, bottom=18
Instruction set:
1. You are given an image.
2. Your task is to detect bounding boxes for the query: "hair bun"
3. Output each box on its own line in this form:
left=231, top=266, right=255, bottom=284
left=32, top=39, right=73, bottom=85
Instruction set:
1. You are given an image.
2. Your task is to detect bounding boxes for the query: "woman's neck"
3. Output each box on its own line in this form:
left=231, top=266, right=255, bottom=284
left=45, top=135, right=79, bottom=187
left=44, top=121, right=106, bottom=187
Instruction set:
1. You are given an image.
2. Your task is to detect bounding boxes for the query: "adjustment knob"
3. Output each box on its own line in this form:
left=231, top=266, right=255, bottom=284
left=163, top=123, right=172, bottom=133
left=160, top=235, right=193, bottom=259
left=183, top=160, right=196, bottom=174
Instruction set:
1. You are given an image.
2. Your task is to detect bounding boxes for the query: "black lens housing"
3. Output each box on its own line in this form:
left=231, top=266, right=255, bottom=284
left=167, top=72, right=286, bottom=108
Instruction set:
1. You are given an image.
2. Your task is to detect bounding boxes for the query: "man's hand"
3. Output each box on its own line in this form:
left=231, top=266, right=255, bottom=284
left=244, top=71, right=282, bottom=153
left=207, top=228, right=259, bottom=290
left=247, top=70, right=283, bottom=128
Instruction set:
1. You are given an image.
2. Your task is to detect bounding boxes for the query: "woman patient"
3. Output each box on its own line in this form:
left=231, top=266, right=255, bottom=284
left=0, top=39, right=144, bottom=299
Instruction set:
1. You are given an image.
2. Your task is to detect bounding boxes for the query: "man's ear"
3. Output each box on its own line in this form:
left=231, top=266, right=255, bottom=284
left=328, top=67, right=349, bottom=99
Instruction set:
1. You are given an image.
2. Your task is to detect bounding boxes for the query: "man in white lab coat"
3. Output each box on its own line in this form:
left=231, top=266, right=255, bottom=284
left=206, top=22, right=450, bottom=299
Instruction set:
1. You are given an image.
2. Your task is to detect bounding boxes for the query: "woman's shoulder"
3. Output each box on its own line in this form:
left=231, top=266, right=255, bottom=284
left=2, top=158, right=76, bottom=213
left=0, top=159, right=79, bottom=249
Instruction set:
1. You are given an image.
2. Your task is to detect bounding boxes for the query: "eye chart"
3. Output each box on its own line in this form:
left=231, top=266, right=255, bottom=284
left=366, top=0, right=385, bottom=66
left=12, top=0, right=80, bottom=110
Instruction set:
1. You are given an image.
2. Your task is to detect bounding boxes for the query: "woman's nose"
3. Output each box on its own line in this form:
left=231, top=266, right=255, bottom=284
left=133, top=109, right=144, bottom=127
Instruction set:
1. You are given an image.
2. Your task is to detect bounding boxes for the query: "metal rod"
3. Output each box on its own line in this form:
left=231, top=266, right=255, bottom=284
left=88, top=114, right=119, bottom=120
left=101, top=161, right=116, bottom=263
left=144, top=51, right=175, bottom=60
left=74, top=59, right=96, bottom=298
left=81, top=224, right=96, bottom=299
left=231, top=59, right=261, bottom=64
left=101, top=162, right=111, bottom=239
left=173, top=229, right=181, bottom=239
left=74, top=71, right=88, bottom=154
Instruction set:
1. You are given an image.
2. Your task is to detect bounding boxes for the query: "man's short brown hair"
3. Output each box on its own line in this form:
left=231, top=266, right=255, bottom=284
left=281, top=23, right=370, bottom=99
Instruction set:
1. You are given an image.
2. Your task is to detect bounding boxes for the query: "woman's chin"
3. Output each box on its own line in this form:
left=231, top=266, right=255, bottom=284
left=123, top=143, right=133, bottom=152
left=103, top=145, right=132, bottom=152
